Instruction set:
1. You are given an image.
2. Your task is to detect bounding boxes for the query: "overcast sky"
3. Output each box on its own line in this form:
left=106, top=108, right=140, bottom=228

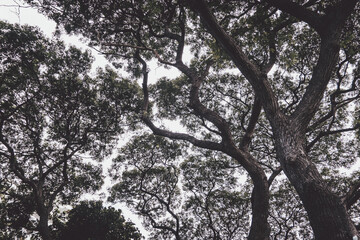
left=1, top=0, right=116, bottom=72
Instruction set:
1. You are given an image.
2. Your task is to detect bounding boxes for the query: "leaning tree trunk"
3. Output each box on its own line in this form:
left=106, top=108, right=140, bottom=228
left=274, top=126, right=359, bottom=239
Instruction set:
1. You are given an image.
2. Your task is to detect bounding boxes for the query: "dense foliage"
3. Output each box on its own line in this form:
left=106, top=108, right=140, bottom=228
left=54, top=201, right=142, bottom=240
left=0, top=20, right=141, bottom=239
left=2, top=0, right=360, bottom=239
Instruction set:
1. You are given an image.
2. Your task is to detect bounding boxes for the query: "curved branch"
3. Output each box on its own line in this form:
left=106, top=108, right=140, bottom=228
left=0, top=132, right=35, bottom=189
left=264, top=0, right=322, bottom=33
left=138, top=170, right=181, bottom=240
left=185, top=0, right=282, bottom=127
left=137, top=52, right=223, bottom=152
left=268, top=167, right=282, bottom=186
left=291, top=0, right=358, bottom=132
left=199, top=116, right=222, bottom=136
left=40, top=143, right=81, bottom=181
left=134, top=5, right=273, bottom=238
left=262, top=17, right=296, bottom=73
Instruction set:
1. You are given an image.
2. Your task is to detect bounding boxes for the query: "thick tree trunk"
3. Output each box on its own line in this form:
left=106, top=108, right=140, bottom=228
left=37, top=206, right=52, bottom=240
left=248, top=173, right=270, bottom=240
left=228, top=149, right=270, bottom=240
left=38, top=210, right=52, bottom=240
left=35, top=188, right=52, bottom=240
left=274, top=126, right=359, bottom=239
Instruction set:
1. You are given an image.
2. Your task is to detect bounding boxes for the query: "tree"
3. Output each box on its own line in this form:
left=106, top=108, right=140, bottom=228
left=54, top=200, right=142, bottom=240
left=26, top=0, right=360, bottom=239
left=0, top=21, right=141, bottom=239
left=110, top=134, right=252, bottom=240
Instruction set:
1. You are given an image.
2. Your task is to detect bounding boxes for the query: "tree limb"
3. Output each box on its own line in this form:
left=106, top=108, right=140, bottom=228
left=0, top=132, right=35, bottom=189
left=306, top=123, right=360, bottom=151
left=185, top=0, right=282, bottom=126
left=240, top=95, right=262, bottom=150
left=264, top=0, right=322, bottom=33
left=342, top=179, right=360, bottom=209
left=268, top=167, right=282, bottom=186
left=291, top=0, right=358, bottom=132
left=137, top=52, right=223, bottom=151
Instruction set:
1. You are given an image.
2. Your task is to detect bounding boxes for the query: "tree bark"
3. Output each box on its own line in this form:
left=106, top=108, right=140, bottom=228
left=274, top=123, right=359, bottom=239
left=37, top=207, right=52, bottom=240
left=35, top=186, right=52, bottom=240
left=248, top=169, right=270, bottom=240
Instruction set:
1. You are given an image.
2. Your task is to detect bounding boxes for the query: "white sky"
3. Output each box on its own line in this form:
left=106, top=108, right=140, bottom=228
left=0, top=0, right=112, bottom=71
left=0, top=0, right=181, bottom=80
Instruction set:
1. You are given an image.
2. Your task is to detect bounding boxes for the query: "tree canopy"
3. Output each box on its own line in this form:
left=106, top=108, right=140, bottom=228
left=54, top=201, right=142, bottom=240
left=0, top=20, right=141, bottom=239
left=3, top=0, right=360, bottom=239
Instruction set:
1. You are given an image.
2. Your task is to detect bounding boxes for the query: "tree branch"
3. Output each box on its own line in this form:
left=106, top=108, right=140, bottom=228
left=306, top=123, right=360, bottom=151
left=185, top=0, right=282, bottom=126
left=138, top=170, right=181, bottom=239
left=342, top=179, right=360, bottom=209
left=264, top=0, right=322, bottom=33
left=240, top=95, right=262, bottom=150
left=0, top=131, right=35, bottom=189
left=137, top=52, right=223, bottom=151
left=40, top=140, right=82, bottom=181
left=307, top=84, right=359, bottom=132
left=268, top=167, right=282, bottom=186
left=199, top=116, right=222, bottom=136
left=101, top=42, right=174, bottom=66
left=262, top=17, right=297, bottom=73
left=291, top=0, right=358, bottom=132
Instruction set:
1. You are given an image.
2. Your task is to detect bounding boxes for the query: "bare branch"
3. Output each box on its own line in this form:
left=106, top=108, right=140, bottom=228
left=0, top=132, right=35, bottom=189
left=307, top=88, right=359, bottom=132
left=40, top=140, right=83, bottom=181
left=0, top=4, right=32, bottom=8
left=137, top=52, right=223, bottom=151
left=138, top=170, right=181, bottom=239
left=200, top=116, right=222, bottom=136
left=100, top=42, right=174, bottom=65
left=262, top=18, right=297, bottom=73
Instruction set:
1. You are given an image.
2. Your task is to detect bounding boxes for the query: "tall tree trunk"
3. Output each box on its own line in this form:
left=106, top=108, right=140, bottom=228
left=228, top=149, right=271, bottom=240
left=274, top=126, right=359, bottom=239
left=35, top=187, right=52, bottom=240
left=38, top=208, right=51, bottom=240
left=248, top=172, right=270, bottom=240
